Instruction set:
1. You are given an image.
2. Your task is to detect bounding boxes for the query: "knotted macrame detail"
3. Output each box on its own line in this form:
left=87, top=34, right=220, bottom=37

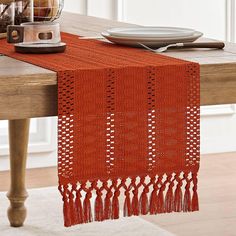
left=59, top=172, right=198, bottom=227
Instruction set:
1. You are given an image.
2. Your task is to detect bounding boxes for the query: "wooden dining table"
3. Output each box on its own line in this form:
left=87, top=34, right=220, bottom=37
left=1, top=11, right=236, bottom=227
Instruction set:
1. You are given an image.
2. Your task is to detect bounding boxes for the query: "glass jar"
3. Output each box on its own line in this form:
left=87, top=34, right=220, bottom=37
left=0, top=1, right=14, bottom=33
left=33, top=0, right=64, bottom=22
left=14, top=0, right=64, bottom=23
left=0, top=0, right=64, bottom=34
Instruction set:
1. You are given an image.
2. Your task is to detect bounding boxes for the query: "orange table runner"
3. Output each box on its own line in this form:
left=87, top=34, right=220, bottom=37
left=0, top=33, right=200, bottom=227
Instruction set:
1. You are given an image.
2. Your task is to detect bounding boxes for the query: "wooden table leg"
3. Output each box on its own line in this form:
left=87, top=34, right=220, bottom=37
left=7, top=119, right=30, bottom=227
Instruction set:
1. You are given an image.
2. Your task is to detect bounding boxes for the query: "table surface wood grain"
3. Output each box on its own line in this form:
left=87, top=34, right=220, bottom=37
left=1, top=12, right=236, bottom=120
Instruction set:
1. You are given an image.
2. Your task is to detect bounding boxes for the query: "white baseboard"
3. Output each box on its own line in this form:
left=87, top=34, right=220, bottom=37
left=0, top=117, right=57, bottom=171
left=0, top=151, right=57, bottom=171
left=201, top=105, right=236, bottom=154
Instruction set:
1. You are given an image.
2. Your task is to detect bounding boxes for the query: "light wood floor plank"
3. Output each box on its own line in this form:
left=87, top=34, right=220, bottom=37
left=0, top=167, right=57, bottom=191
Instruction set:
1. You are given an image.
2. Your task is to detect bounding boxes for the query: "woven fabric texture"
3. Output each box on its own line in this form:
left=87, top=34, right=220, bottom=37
left=0, top=33, right=200, bottom=226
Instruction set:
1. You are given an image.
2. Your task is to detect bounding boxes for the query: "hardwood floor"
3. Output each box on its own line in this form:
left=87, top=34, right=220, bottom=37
left=143, top=152, right=236, bottom=236
left=0, top=167, right=57, bottom=191
left=0, top=152, right=235, bottom=236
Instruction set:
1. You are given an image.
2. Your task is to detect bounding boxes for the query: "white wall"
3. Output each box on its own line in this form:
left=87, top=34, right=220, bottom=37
left=63, top=0, right=85, bottom=14
left=64, top=0, right=118, bottom=19
left=123, top=0, right=226, bottom=40
left=0, top=118, right=57, bottom=171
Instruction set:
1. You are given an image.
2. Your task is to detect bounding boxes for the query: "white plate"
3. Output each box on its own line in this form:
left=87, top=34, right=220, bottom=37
left=106, top=27, right=195, bottom=39
left=101, top=31, right=203, bottom=48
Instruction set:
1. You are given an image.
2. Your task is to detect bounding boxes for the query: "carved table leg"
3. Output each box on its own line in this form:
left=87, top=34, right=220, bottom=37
left=7, top=119, right=30, bottom=227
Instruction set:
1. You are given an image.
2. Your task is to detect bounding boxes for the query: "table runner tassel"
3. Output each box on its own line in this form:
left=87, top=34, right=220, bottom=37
left=132, top=188, right=139, bottom=216
left=149, top=185, right=158, bottom=214
left=58, top=185, right=72, bottom=227
left=111, top=190, right=120, bottom=219
left=157, top=185, right=165, bottom=213
left=95, top=189, right=104, bottom=222
left=75, top=190, right=84, bottom=224
left=139, top=186, right=149, bottom=215
left=165, top=181, right=174, bottom=213
left=104, top=190, right=112, bottom=219
left=183, top=177, right=192, bottom=212
left=192, top=173, right=199, bottom=211
left=68, top=190, right=78, bottom=225
left=124, top=189, right=132, bottom=217
left=174, top=177, right=183, bottom=212
left=83, top=191, right=93, bottom=223
left=63, top=198, right=71, bottom=227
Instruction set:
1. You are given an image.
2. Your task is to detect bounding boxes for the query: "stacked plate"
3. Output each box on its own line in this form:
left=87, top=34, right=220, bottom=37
left=101, top=27, right=203, bottom=47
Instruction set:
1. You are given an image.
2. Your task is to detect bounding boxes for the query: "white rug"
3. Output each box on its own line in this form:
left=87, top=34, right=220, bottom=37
left=0, top=187, right=175, bottom=236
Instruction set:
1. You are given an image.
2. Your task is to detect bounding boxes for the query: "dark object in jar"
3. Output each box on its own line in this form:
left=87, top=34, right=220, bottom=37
left=14, top=11, right=30, bottom=25
left=0, top=15, right=11, bottom=33
left=14, top=0, right=31, bottom=25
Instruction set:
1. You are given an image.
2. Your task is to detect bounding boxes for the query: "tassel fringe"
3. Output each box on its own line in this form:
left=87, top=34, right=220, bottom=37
left=104, top=190, right=113, bottom=219
left=59, top=172, right=199, bottom=227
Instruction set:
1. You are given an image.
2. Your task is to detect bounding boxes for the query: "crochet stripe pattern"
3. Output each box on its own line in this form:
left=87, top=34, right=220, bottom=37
left=0, top=33, right=200, bottom=226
